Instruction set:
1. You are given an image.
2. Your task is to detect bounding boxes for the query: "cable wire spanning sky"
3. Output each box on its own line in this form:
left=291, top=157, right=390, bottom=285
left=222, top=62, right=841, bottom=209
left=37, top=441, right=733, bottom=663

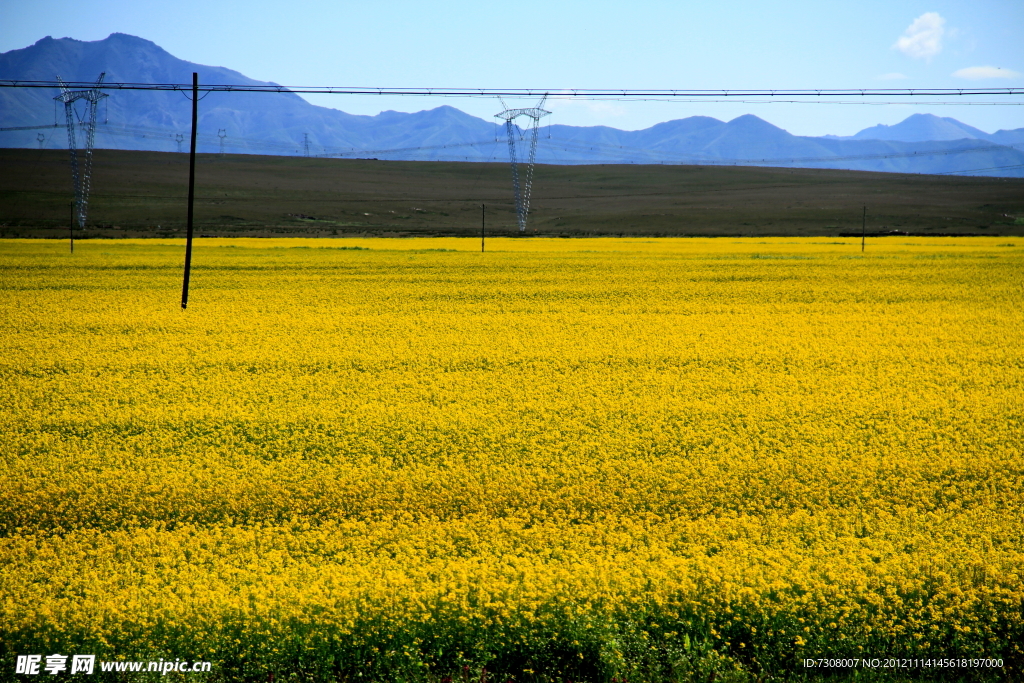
left=2, top=0, right=1022, bottom=136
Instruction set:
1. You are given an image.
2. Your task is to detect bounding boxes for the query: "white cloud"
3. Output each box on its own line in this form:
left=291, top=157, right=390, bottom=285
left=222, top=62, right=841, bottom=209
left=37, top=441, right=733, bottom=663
left=876, top=72, right=909, bottom=80
left=893, top=12, right=945, bottom=61
left=952, top=65, right=1021, bottom=80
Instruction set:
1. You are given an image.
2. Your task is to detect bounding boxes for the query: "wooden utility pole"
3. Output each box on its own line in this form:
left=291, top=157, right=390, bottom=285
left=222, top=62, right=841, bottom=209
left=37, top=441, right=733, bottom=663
left=181, top=72, right=198, bottom=310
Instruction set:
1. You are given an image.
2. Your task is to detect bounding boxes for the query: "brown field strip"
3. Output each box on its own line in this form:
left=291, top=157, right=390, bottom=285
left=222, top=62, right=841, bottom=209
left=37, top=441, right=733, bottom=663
left=1, top=148, right=1022, bottom=238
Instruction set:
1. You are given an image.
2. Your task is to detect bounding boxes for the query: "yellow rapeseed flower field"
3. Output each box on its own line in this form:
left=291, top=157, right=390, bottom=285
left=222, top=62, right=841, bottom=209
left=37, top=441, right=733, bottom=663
left=1, top=237, right=1022, bottom=682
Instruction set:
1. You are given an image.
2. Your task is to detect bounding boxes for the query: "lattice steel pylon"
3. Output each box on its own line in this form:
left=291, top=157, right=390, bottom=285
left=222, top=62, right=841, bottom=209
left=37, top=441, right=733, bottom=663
left=495, top=95, right=550, bottom=232
left=55, top=73, right=108, bottom=232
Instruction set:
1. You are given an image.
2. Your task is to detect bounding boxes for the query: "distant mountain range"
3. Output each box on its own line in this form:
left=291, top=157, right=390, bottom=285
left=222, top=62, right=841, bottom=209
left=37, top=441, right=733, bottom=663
left=829, top=114, right=1024, bottom=145
left=2, top=33, right=1023, bottom=177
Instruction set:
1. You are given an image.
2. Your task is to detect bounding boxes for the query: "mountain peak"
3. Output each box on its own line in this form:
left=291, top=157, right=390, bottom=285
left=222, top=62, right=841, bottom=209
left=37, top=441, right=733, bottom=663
left=725, top=114, right=792, bottom=138
left=852, top=113, right=991, bottom=142
left=727, top=114, right=784, bottom=130
left=106, top=32, right=159, bottom=45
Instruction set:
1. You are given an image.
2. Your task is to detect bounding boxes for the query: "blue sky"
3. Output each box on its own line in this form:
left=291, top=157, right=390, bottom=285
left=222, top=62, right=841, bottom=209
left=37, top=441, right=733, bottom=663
left=3, top=0, right=1022, bottom=135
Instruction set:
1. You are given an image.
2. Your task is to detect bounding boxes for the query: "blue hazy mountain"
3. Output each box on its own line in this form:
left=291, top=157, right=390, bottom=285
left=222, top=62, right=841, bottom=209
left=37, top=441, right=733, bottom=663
left=849, top=113, right=992, bottom=142
left=839, top=113, right=1024, bottom=147
left=2, top=33, right=1022, bottom=177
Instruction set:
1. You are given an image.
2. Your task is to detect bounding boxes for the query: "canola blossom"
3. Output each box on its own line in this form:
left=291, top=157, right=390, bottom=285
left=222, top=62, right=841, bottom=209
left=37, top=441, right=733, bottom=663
left=1, top=237, right=1022, bottom=682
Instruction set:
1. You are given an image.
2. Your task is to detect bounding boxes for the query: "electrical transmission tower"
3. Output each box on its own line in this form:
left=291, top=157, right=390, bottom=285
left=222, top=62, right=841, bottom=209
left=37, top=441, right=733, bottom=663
left=175, top=133, right=184, bottom=153
left=303, top=133, right=310, bottom=157
left=218, top=129, right=227, bottom=154
left=37, top=133, right=45, bottom=149
left=495, top=95, right=550, bottom=232
left=55, top=72, right=108, bottom=233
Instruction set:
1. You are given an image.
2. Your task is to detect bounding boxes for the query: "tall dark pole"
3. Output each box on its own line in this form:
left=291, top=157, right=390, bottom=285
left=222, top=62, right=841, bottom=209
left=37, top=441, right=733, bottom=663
left=861, top=205, right=866, bottom=253
left=181, top=72, right=198, bottom=310
left=481, top=203, right=485, bottom=252
left=69, top=200, right=74, bottom=253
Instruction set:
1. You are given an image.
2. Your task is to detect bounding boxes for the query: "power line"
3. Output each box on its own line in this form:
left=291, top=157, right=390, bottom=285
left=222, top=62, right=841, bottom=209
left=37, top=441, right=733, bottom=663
left=1, top=81, right=1022, bottom=99
left=548, top=98, right=1024, bottom=106
left=5, top=120, right=1021, bottom=173
left=933, top=164, right=1024, bottom=175
left=537, top=137, right=1024, bottom=166
left=318, top=139, right=499, bottom=158
left=0, top=124, right=63, bottom=131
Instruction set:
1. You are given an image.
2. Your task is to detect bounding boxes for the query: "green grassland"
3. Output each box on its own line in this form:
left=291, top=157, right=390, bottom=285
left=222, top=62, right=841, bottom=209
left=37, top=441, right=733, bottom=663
left=2, top=148, right=1023, bottom=238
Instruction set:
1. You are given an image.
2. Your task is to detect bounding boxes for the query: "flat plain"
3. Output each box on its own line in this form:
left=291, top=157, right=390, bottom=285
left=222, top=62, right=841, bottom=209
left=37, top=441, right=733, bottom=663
left=1, top=236, right=1022, bottom=681
left=2, top=148, right=1023, bottom=238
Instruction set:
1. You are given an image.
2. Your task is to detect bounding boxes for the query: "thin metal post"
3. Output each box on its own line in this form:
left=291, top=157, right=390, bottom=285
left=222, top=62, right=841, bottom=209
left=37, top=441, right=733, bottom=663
left=861, top=206, right=866, bottom=253
left=481, top=203, right=485, bottom=252
left=181, top=72, right=198, bottom=310
left=70, top=200, right=74, bottom=253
